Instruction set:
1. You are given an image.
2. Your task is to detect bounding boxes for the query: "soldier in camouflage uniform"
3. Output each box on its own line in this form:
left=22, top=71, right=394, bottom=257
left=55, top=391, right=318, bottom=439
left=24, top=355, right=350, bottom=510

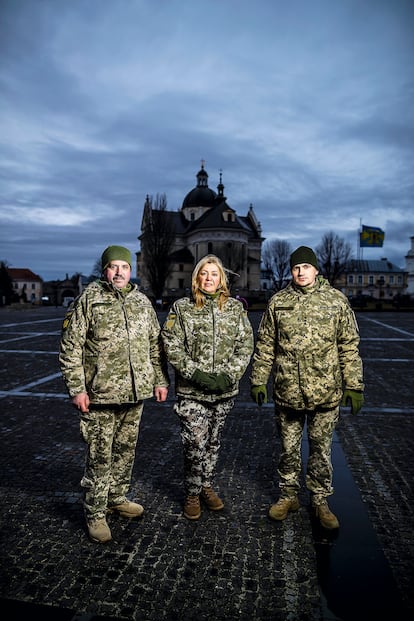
left=60, top=245, right=169, bottom=543
left=161, top=255, right=254, bottom=520
left=250, top=246, right=364, bottom=529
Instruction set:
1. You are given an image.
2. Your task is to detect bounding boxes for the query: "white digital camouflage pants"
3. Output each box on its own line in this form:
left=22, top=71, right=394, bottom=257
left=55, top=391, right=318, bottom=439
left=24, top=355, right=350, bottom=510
left=276, top=405, right=340, bottom=505
left=80, top=403, right=144, bottom=520
left=174, top=397, right=234, bottom=496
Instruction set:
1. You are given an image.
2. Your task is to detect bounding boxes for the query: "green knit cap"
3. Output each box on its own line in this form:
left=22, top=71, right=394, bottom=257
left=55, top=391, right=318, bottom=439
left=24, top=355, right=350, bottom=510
left=290, top=246, right=319, bottom=269
left=101, top=245, right=132, bottom=270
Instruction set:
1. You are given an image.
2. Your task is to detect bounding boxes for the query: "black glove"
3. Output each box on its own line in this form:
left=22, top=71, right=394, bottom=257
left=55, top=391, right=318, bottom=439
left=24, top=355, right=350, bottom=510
left=341, top=389, right=364, bottom=415
left=191, top=369, right=218, bottom=392
left=251, top=385, right=268, bottom=406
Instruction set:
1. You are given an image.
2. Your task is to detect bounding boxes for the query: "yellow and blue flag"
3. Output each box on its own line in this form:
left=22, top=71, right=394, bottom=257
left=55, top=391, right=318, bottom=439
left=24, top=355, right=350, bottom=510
left=360, top=225, right=385, bottom=247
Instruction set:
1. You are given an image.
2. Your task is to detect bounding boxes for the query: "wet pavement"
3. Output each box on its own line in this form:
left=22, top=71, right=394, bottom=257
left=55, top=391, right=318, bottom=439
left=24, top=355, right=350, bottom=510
left=0, top=306, right=413, bottom=620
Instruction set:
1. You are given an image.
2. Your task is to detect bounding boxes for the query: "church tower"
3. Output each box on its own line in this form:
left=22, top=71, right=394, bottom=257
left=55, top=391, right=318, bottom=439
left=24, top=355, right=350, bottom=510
left=138, top=162, right=264, bottom=301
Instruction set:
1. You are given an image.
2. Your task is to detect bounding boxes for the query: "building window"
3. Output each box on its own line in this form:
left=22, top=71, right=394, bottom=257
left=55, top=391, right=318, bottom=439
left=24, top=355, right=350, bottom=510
left=389, top=275, right=394, bottom=284
left=357, top=275, right=363, bottom=284
left=397, top=276, right=402, bottom=284
left=190, top=212, right=195, bottom=221
left=178, top=279, right=184, bottom=289
left=179, top=264, right=183, bottom=272
left=208, top=242, right=213, bottom=253
left=348, top=275, right=354, bottom=284
left=368, top=275, right=374, bottom=285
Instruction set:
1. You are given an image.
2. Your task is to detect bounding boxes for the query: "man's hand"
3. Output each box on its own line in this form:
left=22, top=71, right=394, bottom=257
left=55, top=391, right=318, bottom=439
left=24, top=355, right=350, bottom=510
left=341, top=389, right=364, bottom=415
left=71, top=392, right=90, bottom=413
left=154, top=386, right=168, bottom=402
left=251, top=385, right=268, bottom=406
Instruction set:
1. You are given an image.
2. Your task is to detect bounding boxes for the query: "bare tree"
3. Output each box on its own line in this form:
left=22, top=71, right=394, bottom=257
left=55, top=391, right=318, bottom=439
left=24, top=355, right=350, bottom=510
left=0, top=261, right=14, bottom=305
left=223, top=244, right=244, bottom=290
left=90, top=258, right=102, bottom=279
left=140, top=193, right=176, bottom=300
left=316, top=232, right=352, bottom=285
left=262, top=239, right=292, bottom=291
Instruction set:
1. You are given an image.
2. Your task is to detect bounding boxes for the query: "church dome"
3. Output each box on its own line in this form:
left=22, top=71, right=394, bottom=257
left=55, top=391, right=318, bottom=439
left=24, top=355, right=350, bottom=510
left=182, top=164, right=217, bottom=208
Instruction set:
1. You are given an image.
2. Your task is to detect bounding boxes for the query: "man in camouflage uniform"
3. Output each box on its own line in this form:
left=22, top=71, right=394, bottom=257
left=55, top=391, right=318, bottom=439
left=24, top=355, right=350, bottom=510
left=250, top=246, right=364, bottom=529
left=60, top=245, right=169, bottom=543
left=162, top=255, right=253, bottom=520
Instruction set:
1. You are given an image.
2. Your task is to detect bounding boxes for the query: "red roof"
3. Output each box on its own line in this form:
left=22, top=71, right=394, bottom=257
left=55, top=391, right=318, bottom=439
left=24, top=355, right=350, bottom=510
left=7, top=268, right=43, bottom=282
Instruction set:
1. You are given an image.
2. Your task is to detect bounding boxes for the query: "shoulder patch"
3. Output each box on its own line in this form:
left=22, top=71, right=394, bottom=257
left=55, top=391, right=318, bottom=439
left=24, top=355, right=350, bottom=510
left=165, top=312, right=177, bottom=330
left=62, top=308, right=75, bottom=331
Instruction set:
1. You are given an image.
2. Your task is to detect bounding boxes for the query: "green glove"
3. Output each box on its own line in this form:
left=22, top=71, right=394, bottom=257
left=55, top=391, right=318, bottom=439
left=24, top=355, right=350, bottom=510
left=251, top=385, right=268, bottom=406
left=214, top=373, right=233, bottom=394
left=341, top=389, right=364, bottom=415
left=191, top=369, right=218, bottom=391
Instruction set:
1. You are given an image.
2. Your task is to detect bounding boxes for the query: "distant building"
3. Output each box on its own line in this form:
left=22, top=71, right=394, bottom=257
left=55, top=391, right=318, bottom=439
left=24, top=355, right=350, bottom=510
left=137, top=163, right=264, bottom=301
left=7, top=268, right=43, bottom=304
left=260, top=267, right=276, bottom=297
left=404, top=236, right=414, bottom=296
left=336, top=258, right=407, bottom=301
left=42, top=273, right=84, bottom=306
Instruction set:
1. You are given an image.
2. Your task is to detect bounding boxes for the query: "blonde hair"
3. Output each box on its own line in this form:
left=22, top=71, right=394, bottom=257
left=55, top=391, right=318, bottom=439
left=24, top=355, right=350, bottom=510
left=192, top=254, right=230, bottom=309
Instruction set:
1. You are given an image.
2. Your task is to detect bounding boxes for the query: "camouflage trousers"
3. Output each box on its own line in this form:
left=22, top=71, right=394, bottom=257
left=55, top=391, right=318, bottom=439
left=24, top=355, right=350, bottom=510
left=79, top=403, right=144, bottom=520
left=174, top=397, right=234, bottom=496
left=276, top=405, right=340, bottom=505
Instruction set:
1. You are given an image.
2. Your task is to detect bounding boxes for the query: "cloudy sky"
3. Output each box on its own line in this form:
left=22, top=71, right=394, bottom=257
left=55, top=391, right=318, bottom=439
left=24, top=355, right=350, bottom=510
left=1, top=0, right=413, bottom=281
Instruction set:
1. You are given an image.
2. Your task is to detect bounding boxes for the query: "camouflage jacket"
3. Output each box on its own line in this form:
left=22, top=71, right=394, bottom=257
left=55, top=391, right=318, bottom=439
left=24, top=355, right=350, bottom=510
left=161, top=296, right=254, bottom=402
left=250, top=276, right=364, bottom=410
left=59, top=280, right=169, bottom=404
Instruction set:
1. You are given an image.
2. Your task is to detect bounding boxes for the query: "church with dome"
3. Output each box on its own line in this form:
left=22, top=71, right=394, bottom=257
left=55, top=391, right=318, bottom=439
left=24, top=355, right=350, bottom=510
left=137, top=162, right=264, bottom=301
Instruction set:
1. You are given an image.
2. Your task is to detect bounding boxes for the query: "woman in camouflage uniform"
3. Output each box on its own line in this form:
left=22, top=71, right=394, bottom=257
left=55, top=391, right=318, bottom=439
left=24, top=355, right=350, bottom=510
left=162, top=255, right=253, bottom=520
left=251, top=246, right=364, bottom=529
left=60, top=245, right=169, bottom=543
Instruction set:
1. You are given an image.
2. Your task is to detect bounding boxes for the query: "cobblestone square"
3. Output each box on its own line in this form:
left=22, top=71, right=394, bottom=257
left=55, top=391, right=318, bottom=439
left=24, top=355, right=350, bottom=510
left=0, top=307, right=413, bottom=620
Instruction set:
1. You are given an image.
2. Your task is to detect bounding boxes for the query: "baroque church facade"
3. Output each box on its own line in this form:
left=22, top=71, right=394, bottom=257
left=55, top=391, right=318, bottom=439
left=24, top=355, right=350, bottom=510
left=137, top=163, right=264, bottom=302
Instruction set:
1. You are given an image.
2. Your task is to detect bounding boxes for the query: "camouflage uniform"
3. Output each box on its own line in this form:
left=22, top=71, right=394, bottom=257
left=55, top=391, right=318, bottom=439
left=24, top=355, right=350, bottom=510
left=251, top=275, right=363, bottom=504
left=162, top=296, right=253, bottom=495
left=59, top=280, right=169, bottom=519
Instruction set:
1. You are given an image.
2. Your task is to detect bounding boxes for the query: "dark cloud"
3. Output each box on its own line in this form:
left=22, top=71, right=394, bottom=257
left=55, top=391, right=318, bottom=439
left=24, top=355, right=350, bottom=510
left=1, top=0, right=413, bottom=280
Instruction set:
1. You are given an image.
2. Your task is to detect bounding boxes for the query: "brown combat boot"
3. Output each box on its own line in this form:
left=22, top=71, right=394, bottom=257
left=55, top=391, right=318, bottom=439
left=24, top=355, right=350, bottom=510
left=183, top=495, right=201, bottom=520
left=314, top=502, right=339, bottom=529
left=108, top=500, right=144, bottom=518
left=200, top=487, right=224, bottom=511
left=268, top=497, right=300, bottom=521
left=87, top=517, right=112, bottom=543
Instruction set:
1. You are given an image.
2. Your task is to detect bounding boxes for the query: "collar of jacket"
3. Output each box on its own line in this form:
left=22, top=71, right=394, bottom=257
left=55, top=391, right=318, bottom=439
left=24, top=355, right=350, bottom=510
left=98, top=279, right=134, bottom=297
left=200, top=289, right=221, bottom=300
left=292, top=275, right=323, bottom=295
